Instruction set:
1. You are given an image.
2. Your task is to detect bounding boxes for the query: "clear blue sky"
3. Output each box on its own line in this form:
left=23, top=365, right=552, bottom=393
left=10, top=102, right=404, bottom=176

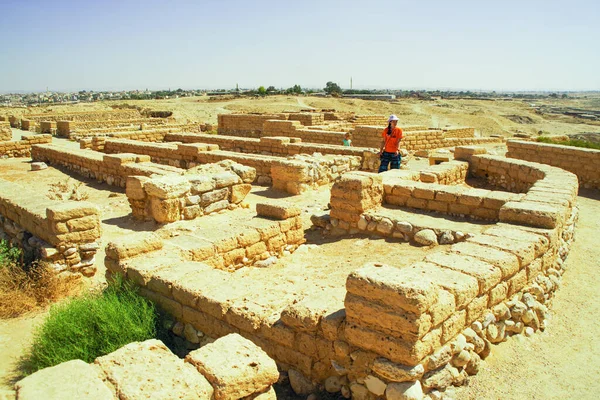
left=1, top=0, right=599, bottom=92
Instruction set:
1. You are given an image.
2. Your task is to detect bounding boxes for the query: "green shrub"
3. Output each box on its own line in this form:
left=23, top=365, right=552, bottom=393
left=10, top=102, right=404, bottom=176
left=537, top=136, right=600, bottom=150
left=0, top=239, right=21, bottom=268
left=20, top=276, right=157, bottom=374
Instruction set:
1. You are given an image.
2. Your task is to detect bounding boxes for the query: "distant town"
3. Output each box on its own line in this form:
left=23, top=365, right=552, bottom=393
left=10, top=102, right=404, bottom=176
left=0, top=85, right=588, bottom=107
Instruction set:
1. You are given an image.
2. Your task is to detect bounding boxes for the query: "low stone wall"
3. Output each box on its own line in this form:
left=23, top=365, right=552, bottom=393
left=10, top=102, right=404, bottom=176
left=0, top=121, right=11, bottom=141
left=0, top=134, right=52, bottom=158
left=351, top=126, right=501, bottom=150
left=126, top=162, right=255, bottom=223
left=288, top=112, right=324, bottom=126
left=98, top=138, right=361, bottom=194
left=32, top=144, right=185, bottom=187
left=75, top=123, right=201, bottom=141
left=39, top=121, right=56, bottom=134
left=351, top=115, right=388, bottom=125
left=217, top=113, right=288, bottom=137
left=0, top=179, right=101, bottom=277
left=263, top=120, right=348, bottom=145
left=13, top=334, right=278, bottom=400
left=23, top=109, right=142, bottom=123
left=105, top=201, right=305, bottom=272
left=19, top=119, right=35, bottom=131
left=9, top=116, right=20, bottom=129
left=507, top=139, right=600, bottom=189
left=56, top=117, right=171, bottom=137
left=443, top=127, right=476, bottom=138
left=165, top=133, right=381, bottom=171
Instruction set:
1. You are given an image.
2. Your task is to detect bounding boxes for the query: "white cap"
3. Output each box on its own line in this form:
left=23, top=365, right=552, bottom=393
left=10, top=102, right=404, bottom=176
left=388, top=114, right=399, bottom=122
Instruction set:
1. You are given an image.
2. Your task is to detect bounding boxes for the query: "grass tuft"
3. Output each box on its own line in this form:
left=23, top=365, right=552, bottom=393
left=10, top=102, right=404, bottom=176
left=537, top=136, right=600, bottom=150
left=19, top=275, right=157, bottom=375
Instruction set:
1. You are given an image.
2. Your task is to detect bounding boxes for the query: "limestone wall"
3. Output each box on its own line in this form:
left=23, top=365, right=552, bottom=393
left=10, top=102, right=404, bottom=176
left=32, top=144, right=185, bottom=188
left=8, top=116, right=20, bottom=129
left=507, top=139, right=600, bottom=189
left=288, top=112, right=324, bottom=126
left=56, top=118, right=171, bottom=137
left=217, top=113, right=288, bottom=137
left=105, top=202, right=305, bottom=272
left=0, top=179, right=101, bottom=277
left=98, top=138, right=361, bottom=194
left=74, top=123, right=200, bottom=141
left=442, top=127, right=476, bottom=138
left=0, top=121, right=11, bottom=141
left=19, top=119, right=35, bottom=131
left=165, top=133, right=381, bottom=171
left=126, top=163, right=255, bottom=223
left=0, top=134, right=52, bottom=158
left=39, top=121, right=56, bottom=134
left=351, top=126, right=501, bottom=150
left=13, top=334, right=278, bottom=400
left=23, top=109, right=142, bottom=123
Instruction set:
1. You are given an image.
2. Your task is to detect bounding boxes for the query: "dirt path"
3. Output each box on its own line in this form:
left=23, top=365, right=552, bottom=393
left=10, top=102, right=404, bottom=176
left=455, top=191, right=600, bottom=399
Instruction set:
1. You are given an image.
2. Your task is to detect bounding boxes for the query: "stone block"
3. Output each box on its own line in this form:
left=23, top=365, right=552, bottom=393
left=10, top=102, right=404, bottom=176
left=450, top=242, right=519, bottom=279
left=425, top=252, right=502, bottom=295
left=14, top=360, right=113, bottom=400
left=46, top=202, right=99, bottom=222
left=94, top=339, right=213, bottom=400
left=185, top=334, right=278, bottom=400
left=150, top=198, right=181, bottom=223
left=346, top=264, right=438, bottom=315
left=230, top=183, right=252, bottom=204
left=256, top=201, right=301, bottom=220
left=499, top=201, right=561, bottom=229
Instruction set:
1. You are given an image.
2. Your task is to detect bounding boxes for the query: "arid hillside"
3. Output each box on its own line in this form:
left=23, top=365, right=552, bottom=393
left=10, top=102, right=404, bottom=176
left=4, top=94, right=600, bottom=138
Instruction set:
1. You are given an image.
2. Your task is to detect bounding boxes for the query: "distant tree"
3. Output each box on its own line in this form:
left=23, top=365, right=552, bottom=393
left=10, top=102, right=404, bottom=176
left=561, top=93, right=568, bottom=99
left=549, top=93, right=558, bottom=98
left=258, top=86, right=267, bottom=96
left=324, top=81, right=342, bottom=95
left=285, top=85, right=303, bottom=95
left=266, top=86, right=277, bottom=93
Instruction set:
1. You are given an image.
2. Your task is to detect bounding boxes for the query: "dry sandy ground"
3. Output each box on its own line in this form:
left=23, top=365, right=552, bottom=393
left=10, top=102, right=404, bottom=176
left=4, top=94, right=600, bottom=138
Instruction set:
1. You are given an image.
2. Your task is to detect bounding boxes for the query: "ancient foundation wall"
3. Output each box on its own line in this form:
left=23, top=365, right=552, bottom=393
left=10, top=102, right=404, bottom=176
left=442, top=127, right=476, bottom=138
left=106, top=202, right=305, bottom=272
left=0, top=121, right=11, bottom=141
left=104, top=154, right=577, bottom=396
left=9, top=116, right=20, bottom=128
left=351, top=126, right=501, bottom=150
left=23, top=109, right=142, bottom=123
left=0, top=134, right=52, bottom=158
left=164, top=133, right=381, bottom=171
left=19, top=119, right=35, bottom=131
left=56, top=118, right=171, bottom=137
left=288, top=112, right=325, bottom=126
left=217, top=113, right=288, bottom=137
left=14, top=334, right=278, bottom=400
left=74, top=123, right=200, bottom=141
left=507, top=139, right=600, bottom=189
left=39, top=121, right=56, bottom=134
left=126, top=165, right=254, bottom=223
left=98, top=138, right=361, bottom=194
left=351, top=115, right=388, bottom=125
left=32, top=144, right=185, bottom=187
left=0, top=179, right=101, bottom=277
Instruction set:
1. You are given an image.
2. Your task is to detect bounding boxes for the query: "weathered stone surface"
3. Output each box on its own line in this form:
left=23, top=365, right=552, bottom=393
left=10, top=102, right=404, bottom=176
left=425, top=252, right=502, bottom=294
left=372, top=358, right=425, bottom=382
left=364, top=375, right=387, bottom=396
left=346, top=264, right=438, bottom=315
left=450, top=242, right=520, bottom=278
left=15, top=360, right=113, bottom=400
left=31, top=161, right=48, bottom=171
left=185, top=334, right=278, bottom=400
left=288, top=369, right=317, bottom=395
left=256, top=201, right=301, bottom=220
left=144, top=176, right=191, bottom=199
left=230, top=184, right=252, bottom=204
left=46, top=202, right=99, bottom=222
left=94, top=339, right=213, bottom=400
left=385, top=380, right=424, bottom=400
left=414, top=229, right=438, bottom=246
left=150, top=197, right=180, bottom=223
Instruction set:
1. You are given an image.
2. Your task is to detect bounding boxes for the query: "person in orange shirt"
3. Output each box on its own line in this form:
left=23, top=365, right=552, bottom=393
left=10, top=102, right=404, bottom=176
left=378, top=114, right=404, bottom=173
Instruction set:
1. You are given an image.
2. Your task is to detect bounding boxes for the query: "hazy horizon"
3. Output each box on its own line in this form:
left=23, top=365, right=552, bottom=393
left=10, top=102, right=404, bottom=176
left=2, top=0, right=599, bottom=93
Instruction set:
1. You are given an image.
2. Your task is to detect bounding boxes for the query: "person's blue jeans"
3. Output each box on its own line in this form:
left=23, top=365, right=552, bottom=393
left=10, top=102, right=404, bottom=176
left=378, top=152, right=401, bottom=173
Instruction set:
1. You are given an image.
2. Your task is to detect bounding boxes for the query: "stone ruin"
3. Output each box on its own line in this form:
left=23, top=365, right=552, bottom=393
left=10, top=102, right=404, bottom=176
left=0, top=108, right=592, bottom=399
